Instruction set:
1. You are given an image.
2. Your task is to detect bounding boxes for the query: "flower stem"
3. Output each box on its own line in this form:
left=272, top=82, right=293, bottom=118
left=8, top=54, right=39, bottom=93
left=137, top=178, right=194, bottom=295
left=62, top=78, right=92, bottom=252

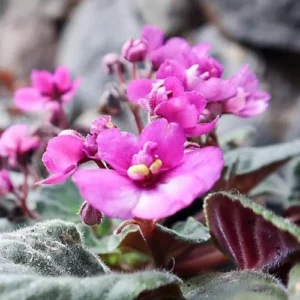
left=129, top=104, right=144, bottom=134
left=13, top=166, right=39, bottom=220
left=58, top=104, right=68, bottom=130
left=113, top=65, right=126, bottom=85
left=135, top=219, right=165, bottom=268
left=132, top=63, right=137, bottom=80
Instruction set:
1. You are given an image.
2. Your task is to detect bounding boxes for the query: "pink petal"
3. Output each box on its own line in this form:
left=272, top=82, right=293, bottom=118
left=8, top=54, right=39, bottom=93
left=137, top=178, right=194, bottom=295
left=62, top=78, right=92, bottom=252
left=31, top=70, right=53, bottom=94
left=42, top=134, right=85, bottom=174
left=0, top=125, right=28, bottom=153
left=73, top=169, right=140, bottom=219
left=139, top=119, right=185, bottom=169
left=54, top=66, right=72, bottom=91
left=192, top=43, right=211, bottom=57
left=184, top=116, right=219, bottom=137
left=196, top=78, right=237, bottom=102
left=186, top=91, right=206, bottom=112
left=97, top=128, right=139, bottom=174
left=151, top=37, right=189, bottom=69
left=223, top=88, right=247, bottom=114
left=126, top=79, right=152, bottom=105
left=164, top=76, right=185, bottom=97
left=154, top=96, right=199, bottom=129
left=132, top=147, right=223, bottom=219
left=61, top=78, right=82, bottom=104
left=156, top=60, right=187, bottom=85
left=237, top=100, right=269, bottom=118
left=37, top=165, right=77, bottom=185
left=141, top=25, right=164, bottom=52
left=14, top=88, right=45, bottom=112
left=20, top=136, right=40, bottom=153
left=230, top=65, right=259, bottom=93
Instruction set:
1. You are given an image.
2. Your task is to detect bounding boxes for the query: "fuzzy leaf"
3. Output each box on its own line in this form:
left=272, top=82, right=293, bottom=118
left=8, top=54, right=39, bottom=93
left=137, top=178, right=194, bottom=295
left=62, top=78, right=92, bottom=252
left=154, top=218, right=211, bottom=268
left=217, top=139, right=300, bottom=194
left=0, top=220, right=182, bottom=300
left=182, top=271, right=287, bottom=300
left=156, top=217, right=210, bottom=244
left=35, top=180, right=83, bottom=222
left=288, top=264, right=300, bottom=300
left=204, top=192, right=300, bottom=276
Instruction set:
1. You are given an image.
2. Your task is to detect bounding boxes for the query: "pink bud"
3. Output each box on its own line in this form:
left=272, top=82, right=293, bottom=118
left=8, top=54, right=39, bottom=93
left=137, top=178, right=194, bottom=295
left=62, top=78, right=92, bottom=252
left=102, top=53, right=125, bottom=74
left=122, top=38, right=148, bottom=62
left=79, top=202, right=102, bottom=226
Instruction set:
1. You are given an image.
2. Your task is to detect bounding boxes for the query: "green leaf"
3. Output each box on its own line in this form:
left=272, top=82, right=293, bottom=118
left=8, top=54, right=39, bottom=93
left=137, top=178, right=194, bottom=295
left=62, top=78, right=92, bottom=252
left=182, top=271, right=287, bottom=300
left=288, top=264, right=300, bottom=300
left=0, top=220, right=182, bottom=300
left=204, top=192, right=300, bottom=278
left=219, top=125, right=256, bottom=151
left=35, top=180, right=83, bottom=222
left=217, top=139, right=300, bottom=194
left=156, top=217, right=210, bottom=244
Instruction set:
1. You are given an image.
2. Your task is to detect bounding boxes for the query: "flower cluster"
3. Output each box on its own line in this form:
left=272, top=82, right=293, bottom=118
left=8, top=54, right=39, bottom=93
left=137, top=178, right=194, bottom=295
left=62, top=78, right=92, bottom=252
left=17, top=25, right=270, bottom=222
left=123, top=25, right=270, bottom=122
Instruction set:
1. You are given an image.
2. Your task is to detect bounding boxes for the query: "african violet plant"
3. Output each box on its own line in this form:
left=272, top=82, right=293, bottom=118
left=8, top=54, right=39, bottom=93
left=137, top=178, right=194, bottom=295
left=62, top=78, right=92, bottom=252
left=0, top=25, right=300, bottom=299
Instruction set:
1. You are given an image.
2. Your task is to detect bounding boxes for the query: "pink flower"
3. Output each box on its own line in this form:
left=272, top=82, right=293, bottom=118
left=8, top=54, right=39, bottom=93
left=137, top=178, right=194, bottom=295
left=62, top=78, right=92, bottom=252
left=14, top=66, right=81, bottom=112
left=223, top=65, right=271, bottom=117
left=39, top=116, right=115, bottom=185
left=0, top=169, right=13, bottom=197
left=141, top=25, right=164, bottom=53
left=73, top=119, right=223, bottom=220
left=157, top=59, right=236, bottom=102
left=83, top=115, right=116, bottom=158
left=127, top=77, right=218, bottom=137
left=37, top=130, right=86, bottom=185
left=0, top=125, right=40, bottom=166
left=122, top=39, right=148, bottom=62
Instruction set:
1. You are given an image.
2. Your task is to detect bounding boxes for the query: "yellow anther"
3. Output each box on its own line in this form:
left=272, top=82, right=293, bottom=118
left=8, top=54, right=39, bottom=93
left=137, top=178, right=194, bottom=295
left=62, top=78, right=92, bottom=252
left=149, top=159, right=163, bottom=174
left=127, top=164, right=150, bottom=180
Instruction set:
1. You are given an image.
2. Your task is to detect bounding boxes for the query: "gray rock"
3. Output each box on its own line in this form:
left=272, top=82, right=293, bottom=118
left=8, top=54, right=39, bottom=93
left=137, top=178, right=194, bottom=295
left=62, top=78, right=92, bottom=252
left=135, top=0, right=203, bottom=36
left=0, top=0, right=79, bottom=80
left=56, top=0, right=142, bottom=119
left=204, top=0, right=300, bottom=52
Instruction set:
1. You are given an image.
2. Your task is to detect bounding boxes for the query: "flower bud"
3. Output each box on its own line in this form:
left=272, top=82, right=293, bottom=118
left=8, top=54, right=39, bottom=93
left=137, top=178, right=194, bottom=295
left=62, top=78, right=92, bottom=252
left=79, top=202, right=102, bottom=226
left=102, top=53, right=125, bottom=75
left=122, top=38, right=148, bottom=62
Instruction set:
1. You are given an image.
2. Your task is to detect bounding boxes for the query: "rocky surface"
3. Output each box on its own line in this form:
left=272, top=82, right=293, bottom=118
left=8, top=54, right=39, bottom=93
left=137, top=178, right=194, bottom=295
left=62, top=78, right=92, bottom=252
left=56, top=0, right=142, bottom=118
left=135, top=0, right=203, bottom=36
left=204, top=0, right=300, bottom=53
left=0, top=0, right=80, bottom=80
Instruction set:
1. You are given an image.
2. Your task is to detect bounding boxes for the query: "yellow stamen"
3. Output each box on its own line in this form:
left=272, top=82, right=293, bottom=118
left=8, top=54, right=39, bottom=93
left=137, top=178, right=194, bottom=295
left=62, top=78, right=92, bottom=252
left=127, top=164, right=149, bottom=180
left=149, top=159, right=163, bottom=174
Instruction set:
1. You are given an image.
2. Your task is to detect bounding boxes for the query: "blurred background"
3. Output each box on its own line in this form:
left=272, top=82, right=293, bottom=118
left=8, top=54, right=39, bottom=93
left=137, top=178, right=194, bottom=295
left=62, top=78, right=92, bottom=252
left=1, top=0, right=300, bottom=146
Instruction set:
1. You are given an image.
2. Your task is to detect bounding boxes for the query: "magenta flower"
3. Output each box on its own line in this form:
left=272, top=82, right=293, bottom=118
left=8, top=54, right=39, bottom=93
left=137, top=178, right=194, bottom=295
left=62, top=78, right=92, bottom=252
left=121, top=25, right=164, bottom=64
left=157, top=59, right=236, bottom=102
left=127, top=77, right=218, bottom=137
left=0, top=169, right=13, bottom=197
left=39, top=116, right=115, bottom=185
left=223, top=65, right=271, bottom=117
left=73, top=119, right=223, bottom=220
left=37, top=130, right=86, bottom=185
left=83, top=115, right=116, bottom=158
left=14, top=66, right=81, bottom=112
left=0, top=124, right=40, bottom=167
